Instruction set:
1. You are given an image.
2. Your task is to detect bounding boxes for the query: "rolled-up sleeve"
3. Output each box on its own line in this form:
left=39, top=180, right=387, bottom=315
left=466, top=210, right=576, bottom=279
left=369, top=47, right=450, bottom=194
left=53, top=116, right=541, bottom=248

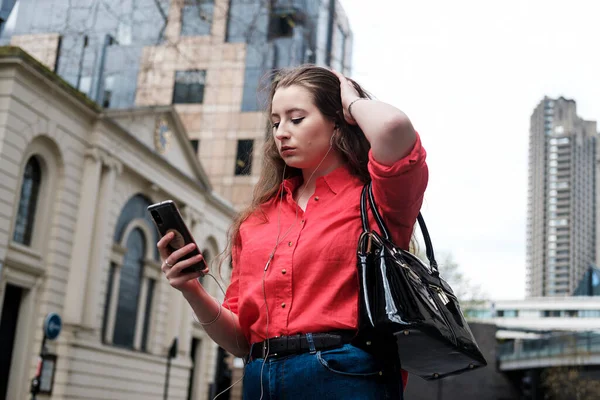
left=222, top=243, right=240, bottom=313
left=367, top=132, right=428, bottom=249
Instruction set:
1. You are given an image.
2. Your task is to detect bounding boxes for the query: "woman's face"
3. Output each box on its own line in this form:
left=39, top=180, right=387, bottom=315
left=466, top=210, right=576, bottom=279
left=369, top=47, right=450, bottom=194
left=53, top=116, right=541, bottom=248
left=270, top=85, right=337, bottom=171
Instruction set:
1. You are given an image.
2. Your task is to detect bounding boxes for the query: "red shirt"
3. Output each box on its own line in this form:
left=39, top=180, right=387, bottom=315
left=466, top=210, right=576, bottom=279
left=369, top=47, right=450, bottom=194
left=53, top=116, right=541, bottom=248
left=224, top=133, right=428, bottom=362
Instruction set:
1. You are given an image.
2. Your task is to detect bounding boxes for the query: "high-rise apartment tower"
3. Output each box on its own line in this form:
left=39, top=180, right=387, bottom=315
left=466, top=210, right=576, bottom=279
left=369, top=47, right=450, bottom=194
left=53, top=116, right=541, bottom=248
left=526, top=97, right=597, bottom=297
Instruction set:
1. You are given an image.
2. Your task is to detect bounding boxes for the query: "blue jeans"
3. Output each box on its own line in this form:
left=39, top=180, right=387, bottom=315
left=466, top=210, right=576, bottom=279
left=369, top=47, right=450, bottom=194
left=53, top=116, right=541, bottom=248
left=243, top=343, right=404, bottom=400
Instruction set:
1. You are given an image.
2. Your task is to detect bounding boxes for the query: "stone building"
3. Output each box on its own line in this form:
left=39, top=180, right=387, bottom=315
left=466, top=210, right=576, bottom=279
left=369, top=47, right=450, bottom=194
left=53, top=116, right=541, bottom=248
left=0, top=47, right=235, bottom=400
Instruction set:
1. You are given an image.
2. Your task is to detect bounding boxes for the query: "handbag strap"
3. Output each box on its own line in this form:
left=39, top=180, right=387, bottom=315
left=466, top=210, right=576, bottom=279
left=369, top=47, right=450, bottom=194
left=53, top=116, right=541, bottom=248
left=360, top=182, right=439, bottom=275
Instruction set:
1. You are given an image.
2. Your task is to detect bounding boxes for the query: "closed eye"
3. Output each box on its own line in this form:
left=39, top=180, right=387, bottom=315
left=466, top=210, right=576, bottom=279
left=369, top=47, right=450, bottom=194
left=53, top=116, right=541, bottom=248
left=272, top=117, right=304, bottom=129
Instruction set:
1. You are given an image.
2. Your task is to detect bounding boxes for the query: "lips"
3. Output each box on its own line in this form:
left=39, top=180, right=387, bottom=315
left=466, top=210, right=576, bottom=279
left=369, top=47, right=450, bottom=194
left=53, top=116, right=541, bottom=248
left=280, top=145, right=296, bottom=156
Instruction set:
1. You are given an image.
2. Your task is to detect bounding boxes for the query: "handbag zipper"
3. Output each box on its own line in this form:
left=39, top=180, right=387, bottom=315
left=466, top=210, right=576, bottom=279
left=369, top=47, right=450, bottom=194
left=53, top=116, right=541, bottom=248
left=432, top=286, right=450, bottom=305
left=428, top=284, right=457, bottom=345
left=400, top=262, right=421, bottom=282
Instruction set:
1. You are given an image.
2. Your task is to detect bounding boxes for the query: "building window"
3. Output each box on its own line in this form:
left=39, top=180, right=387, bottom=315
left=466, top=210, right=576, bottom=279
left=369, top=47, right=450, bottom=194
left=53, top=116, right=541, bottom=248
left=102, top=263, right=116, bottom=342
left=331, top=24, right=346, bottom=71
left=316, top=1, right=330, bottom=65
left=78, top=76, right=92, bottom=97
left=190, top=139, right=200, bottom=154
left=140, top=279, right=155, bottom=351
left=199, top=248, right=212, bottom=285
left=113, top=228, right=145, bottom=348
left=103, top=195, right=160, bottom=351
left=268, top=7, right=298, bottom=40
left=241, top=67, right=266, bottom=112
left=181, top=0, right=214, bottom=36
left=173, top=70, right=206, bottom=104
left=117, top=21, right=132, bottom=45
left=0, top=0, right=19, bottom=37
left=102, top=75, right=115, bottom=108
left=13, top=157, right=42, bottom=246
left=225, top=0, right=260, bottom=43
left=234, top=139, right=254, bottom=176
left=501, top=310, right=518, bottom=318
left=544, top=310, right=561, bottom=317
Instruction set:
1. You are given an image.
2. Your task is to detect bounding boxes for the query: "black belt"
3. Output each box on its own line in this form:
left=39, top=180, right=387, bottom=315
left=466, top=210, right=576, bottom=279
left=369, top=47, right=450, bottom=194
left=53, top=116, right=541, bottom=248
left=249, top=331, right=355, bottom=360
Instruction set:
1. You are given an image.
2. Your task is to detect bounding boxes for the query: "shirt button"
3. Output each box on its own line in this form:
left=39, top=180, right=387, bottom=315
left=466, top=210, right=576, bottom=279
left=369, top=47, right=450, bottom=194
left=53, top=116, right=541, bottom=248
left=314, top=196, right=320, bottom=201
left=288, top=241, right=293, bottom=246
left=282, top=269, right=287, bottom=274
left=301, top=219, right=305, bottom=224
left=281, top=303, right=286, bottom=308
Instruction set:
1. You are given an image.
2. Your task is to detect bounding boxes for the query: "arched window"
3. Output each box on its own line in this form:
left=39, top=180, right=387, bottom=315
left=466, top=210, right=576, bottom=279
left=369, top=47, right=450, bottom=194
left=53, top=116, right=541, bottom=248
left=13, top=157, right=42, bottom=245
left=200, top=248, right=211, bottom=285
left=103, top=195, right=160, bottom=351
left=113, top=228, right=145, bottom=347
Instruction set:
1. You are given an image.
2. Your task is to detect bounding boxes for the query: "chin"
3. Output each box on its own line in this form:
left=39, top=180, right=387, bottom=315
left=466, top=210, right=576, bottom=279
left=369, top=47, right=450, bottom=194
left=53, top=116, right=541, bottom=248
left=282, top=159, right=303, bottom=169
left=284, top=153, right=329, bottom=169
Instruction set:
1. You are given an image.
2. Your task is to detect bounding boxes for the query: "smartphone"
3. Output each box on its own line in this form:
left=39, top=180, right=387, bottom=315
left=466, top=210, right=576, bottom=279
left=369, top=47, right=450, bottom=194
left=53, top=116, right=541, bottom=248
left=147, top=200, right=206, bottom=274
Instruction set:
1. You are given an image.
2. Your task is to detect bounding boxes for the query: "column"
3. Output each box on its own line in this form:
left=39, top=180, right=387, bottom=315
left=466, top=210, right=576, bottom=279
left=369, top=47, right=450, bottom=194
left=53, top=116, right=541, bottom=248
left=82, top=157, right=122, bottom=329
left=63, top=147, right=104, bottom=325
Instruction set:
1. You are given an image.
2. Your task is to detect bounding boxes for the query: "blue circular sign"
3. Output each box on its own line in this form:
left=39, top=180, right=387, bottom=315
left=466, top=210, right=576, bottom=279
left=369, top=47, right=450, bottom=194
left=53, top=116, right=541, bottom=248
left=43, top=313, right=62, bottom=340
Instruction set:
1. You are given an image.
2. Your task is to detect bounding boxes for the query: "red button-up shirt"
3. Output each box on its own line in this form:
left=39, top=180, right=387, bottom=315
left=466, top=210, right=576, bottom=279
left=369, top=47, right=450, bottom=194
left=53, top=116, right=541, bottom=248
left=224, top=133, right=428, bottom=350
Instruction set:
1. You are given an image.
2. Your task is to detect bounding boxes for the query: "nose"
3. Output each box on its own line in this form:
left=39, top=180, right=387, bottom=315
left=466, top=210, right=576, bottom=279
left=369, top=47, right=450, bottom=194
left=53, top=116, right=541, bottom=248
left=274, top=126, right=290, bottom=142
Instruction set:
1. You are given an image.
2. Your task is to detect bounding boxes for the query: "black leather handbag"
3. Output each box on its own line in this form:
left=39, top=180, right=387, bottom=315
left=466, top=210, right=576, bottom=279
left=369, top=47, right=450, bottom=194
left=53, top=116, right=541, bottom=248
left=357, top=183, right=487, bottom=380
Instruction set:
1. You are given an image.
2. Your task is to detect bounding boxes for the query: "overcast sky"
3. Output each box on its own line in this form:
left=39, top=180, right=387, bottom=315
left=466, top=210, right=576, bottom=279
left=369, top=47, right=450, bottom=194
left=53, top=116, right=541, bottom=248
left=341, top=0, right=600, bottom=300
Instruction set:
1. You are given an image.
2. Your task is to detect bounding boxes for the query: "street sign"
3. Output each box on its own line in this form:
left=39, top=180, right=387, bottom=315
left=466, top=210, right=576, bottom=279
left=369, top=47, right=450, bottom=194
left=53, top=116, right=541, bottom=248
left=43, top=313, right=62, bottom=340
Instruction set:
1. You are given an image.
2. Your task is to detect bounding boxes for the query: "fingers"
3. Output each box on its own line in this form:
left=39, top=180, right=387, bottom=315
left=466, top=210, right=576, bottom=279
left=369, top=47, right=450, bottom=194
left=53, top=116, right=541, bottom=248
left=332, top=70, right=354, bottom=89
left=157, top=231, right=174, bottom=261
left=165, top=253, right=205, bottom=278
left=161, top=243, right=196, bottom=270
left=157, top=234, right=209, bottom=292
left=331, top=69, right=354, bottom=87
left=330, top=68, right=346, bottom=82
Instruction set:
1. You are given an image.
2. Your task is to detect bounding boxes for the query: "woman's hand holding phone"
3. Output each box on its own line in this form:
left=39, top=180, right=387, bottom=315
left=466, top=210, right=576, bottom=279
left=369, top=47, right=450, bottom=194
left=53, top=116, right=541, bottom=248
left=158, top=231, right=209, bottom=293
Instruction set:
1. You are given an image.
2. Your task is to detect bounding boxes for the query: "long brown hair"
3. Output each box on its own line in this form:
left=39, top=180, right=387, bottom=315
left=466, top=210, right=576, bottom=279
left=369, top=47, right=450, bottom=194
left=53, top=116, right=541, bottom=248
left=220, top=65, right=372, bottom=260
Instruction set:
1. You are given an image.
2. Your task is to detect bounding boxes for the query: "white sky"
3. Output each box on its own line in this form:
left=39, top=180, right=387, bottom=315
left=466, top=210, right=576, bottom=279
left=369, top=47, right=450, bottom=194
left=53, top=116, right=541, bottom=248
left=341, top=0, right=600, bottom=300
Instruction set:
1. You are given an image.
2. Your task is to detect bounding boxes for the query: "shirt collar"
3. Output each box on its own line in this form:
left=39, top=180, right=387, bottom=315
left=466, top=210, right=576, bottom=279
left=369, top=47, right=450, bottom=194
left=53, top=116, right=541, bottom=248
left=281, top=164, right=356, bottom=196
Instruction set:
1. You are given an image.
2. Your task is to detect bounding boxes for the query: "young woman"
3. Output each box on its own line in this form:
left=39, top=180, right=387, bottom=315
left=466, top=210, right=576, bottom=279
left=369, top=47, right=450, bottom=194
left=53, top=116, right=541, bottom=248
left=157, top=65, right=428, bottom=399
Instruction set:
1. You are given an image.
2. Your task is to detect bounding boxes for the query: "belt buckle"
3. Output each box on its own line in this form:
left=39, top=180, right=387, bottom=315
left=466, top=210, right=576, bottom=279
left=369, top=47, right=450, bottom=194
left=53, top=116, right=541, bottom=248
left=263, top=338, right=278, bottom=358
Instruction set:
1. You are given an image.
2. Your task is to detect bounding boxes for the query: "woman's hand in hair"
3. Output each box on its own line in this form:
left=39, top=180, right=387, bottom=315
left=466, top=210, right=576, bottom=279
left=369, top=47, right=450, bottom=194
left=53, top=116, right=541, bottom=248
left=331, top=70, right=416, bottom=166
left=331, top=69, right=361, bottom=125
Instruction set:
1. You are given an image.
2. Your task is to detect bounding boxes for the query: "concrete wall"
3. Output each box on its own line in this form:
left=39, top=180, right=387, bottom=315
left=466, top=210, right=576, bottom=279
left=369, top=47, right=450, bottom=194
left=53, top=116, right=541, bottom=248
left=403, top=323, right=519, bottom=400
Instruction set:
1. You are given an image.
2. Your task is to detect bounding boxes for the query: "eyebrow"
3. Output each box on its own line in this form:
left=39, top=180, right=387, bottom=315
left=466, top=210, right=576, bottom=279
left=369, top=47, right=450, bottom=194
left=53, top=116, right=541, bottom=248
left=271, top=108, right=307, bottom=118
